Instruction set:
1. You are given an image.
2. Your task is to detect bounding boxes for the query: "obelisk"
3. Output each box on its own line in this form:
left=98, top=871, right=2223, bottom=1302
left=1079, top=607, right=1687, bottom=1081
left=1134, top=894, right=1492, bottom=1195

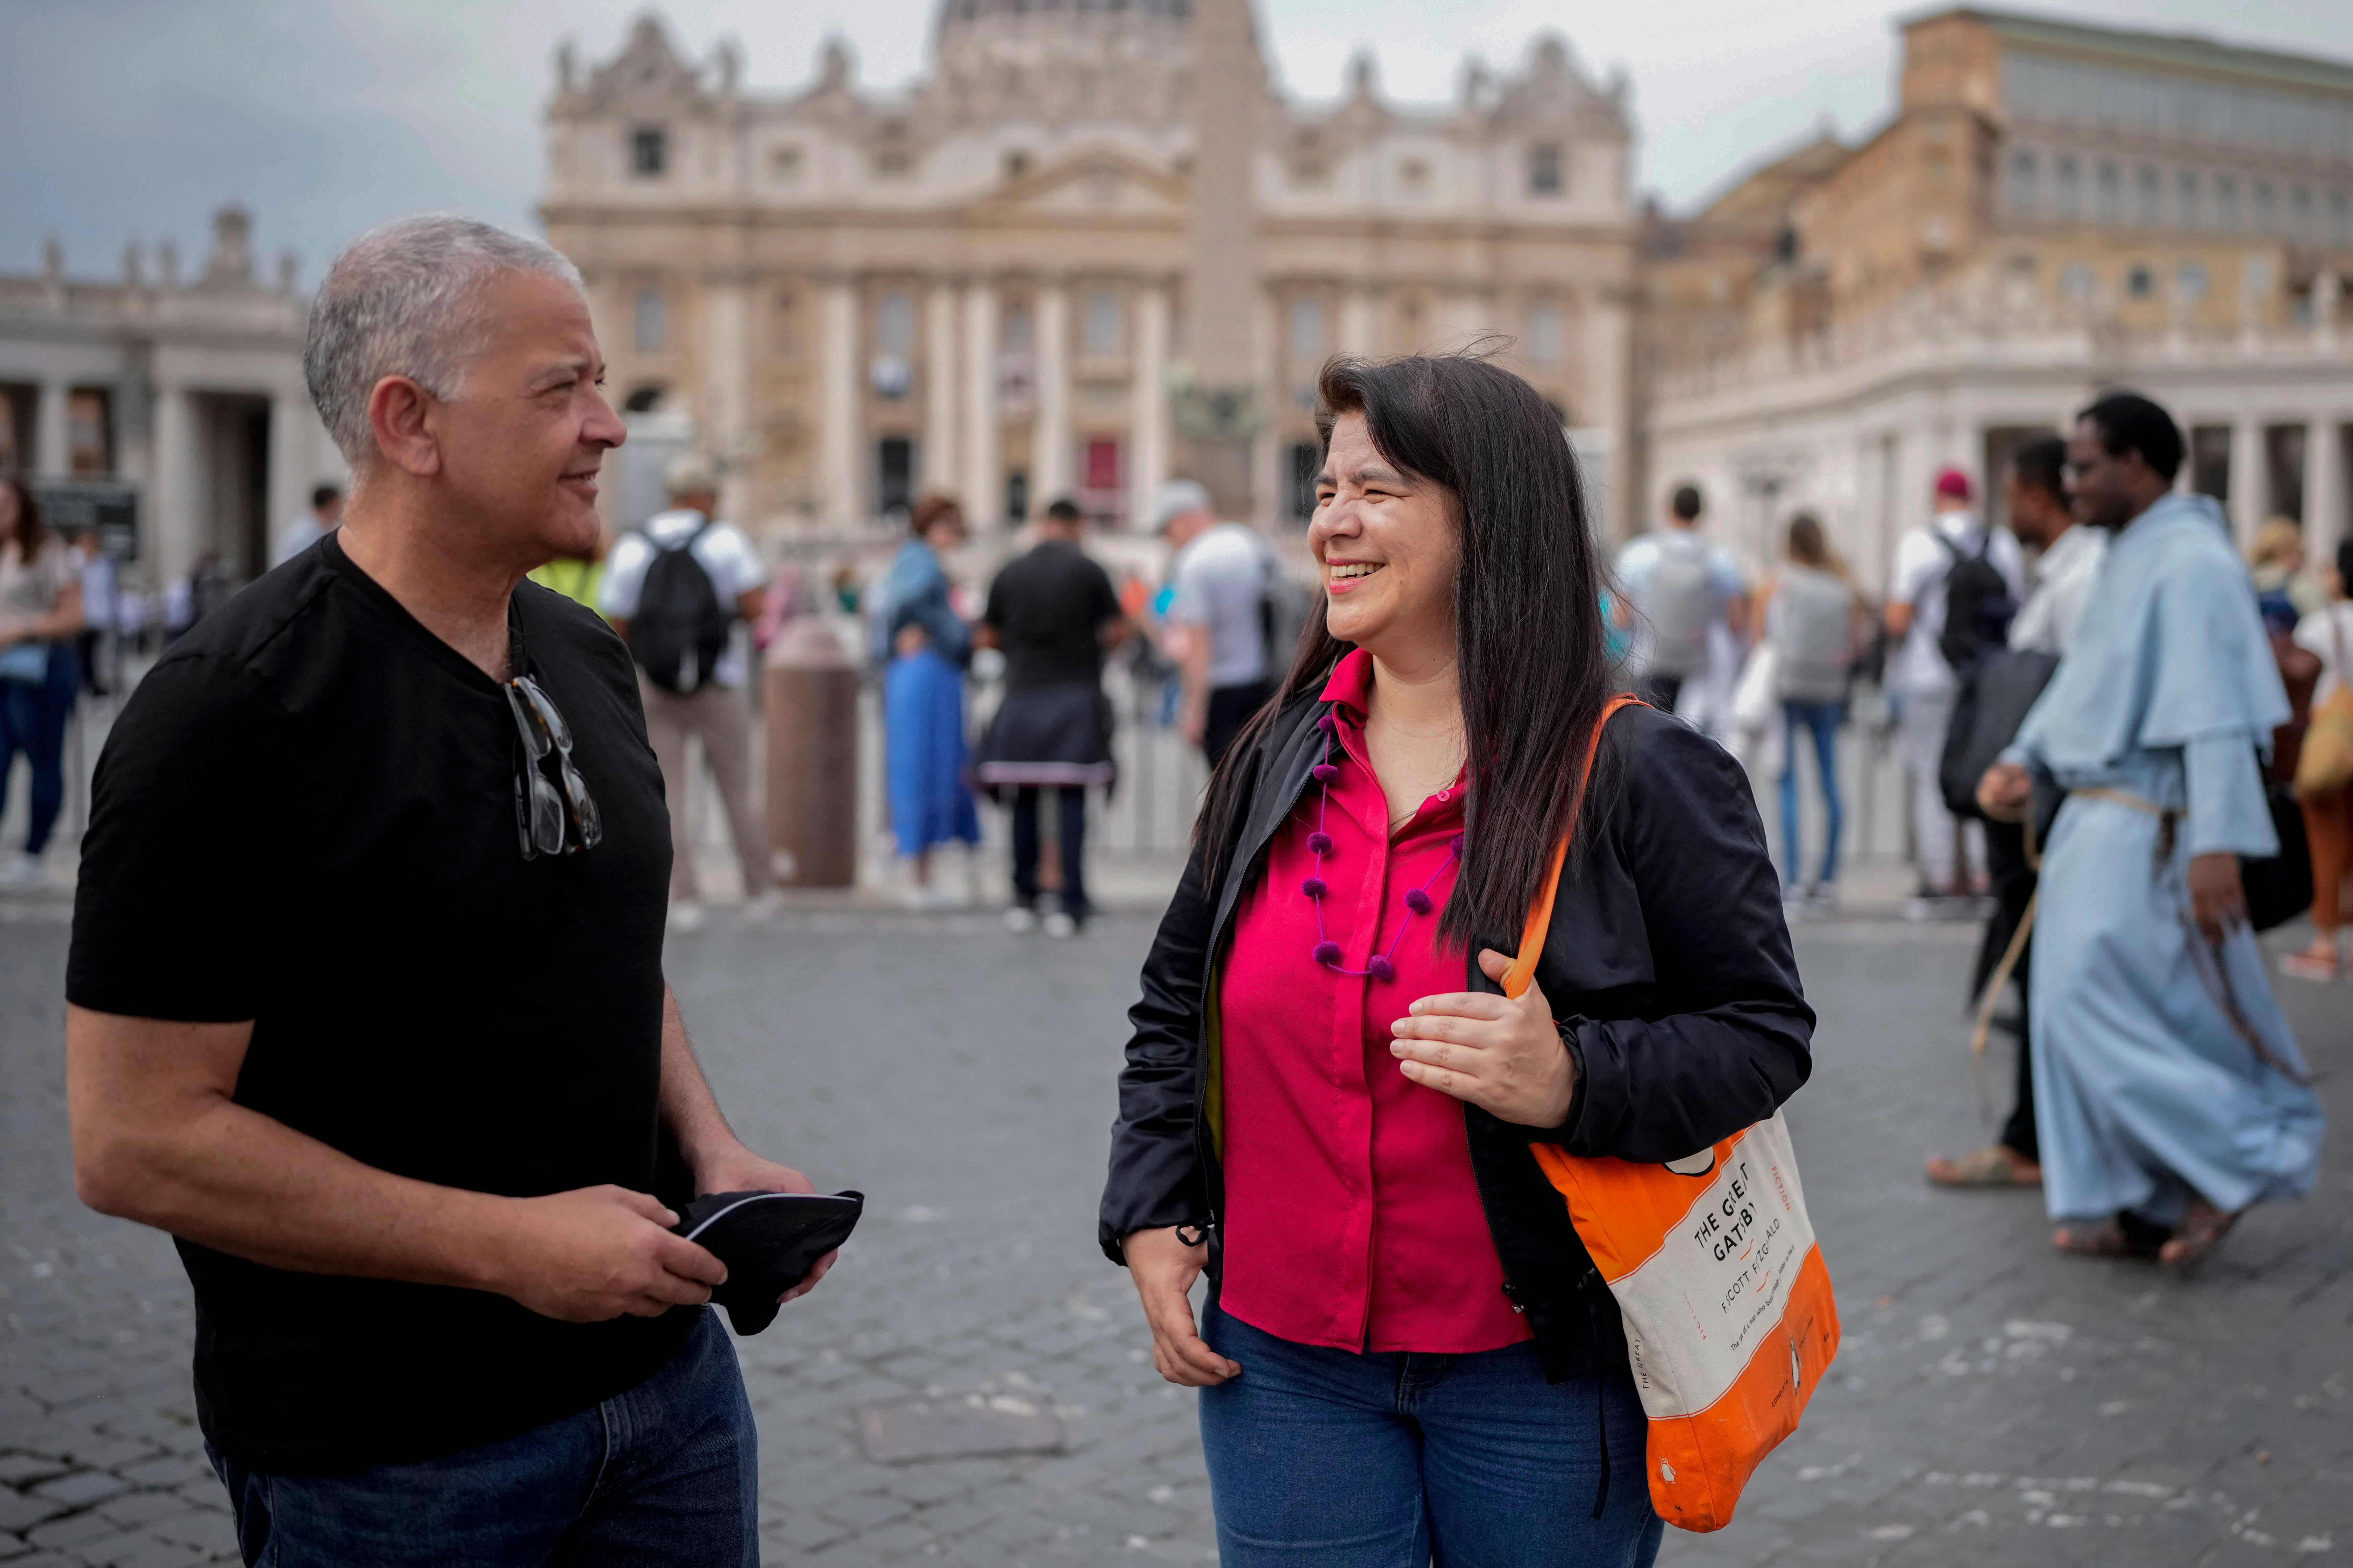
left=1185, top=0, right=1262, bottom=520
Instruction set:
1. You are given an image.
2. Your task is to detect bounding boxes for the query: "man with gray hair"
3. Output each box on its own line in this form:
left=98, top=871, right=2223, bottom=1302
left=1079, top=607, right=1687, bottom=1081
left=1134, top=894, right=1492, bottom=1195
left=63, top=214, right=825, bottom=1564
left=600, top=450, right=776, bottom=930
left=1156, top=478, right=1278, bottom=766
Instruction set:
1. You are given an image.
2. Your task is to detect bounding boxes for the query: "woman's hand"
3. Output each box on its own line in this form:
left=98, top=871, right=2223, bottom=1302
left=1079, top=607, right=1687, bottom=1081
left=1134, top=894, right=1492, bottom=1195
left=1390, top=949, right=1578, bottom=1129
left=893, top=624, right=929, bottom=657
left=1122, top=1226, right=1238, bottom=1387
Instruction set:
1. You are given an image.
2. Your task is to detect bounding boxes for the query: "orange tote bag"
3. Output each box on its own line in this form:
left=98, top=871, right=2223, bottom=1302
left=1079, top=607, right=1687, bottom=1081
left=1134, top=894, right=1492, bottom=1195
left=1500, top=696, right=1840, bottom=1533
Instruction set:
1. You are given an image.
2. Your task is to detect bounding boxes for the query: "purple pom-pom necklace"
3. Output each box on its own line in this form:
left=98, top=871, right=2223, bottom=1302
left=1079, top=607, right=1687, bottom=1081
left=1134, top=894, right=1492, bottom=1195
left=1302, top=710, right=1459, bottom=981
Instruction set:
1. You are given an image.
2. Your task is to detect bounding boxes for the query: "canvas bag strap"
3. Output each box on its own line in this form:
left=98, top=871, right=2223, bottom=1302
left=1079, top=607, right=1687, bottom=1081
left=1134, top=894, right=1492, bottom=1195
left=1501, top=694, right=1644, bottom=1002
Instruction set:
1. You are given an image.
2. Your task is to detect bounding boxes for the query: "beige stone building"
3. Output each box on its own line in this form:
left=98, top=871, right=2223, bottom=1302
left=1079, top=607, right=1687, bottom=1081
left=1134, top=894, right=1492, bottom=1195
left=0, top=207, right=338, bottom=588
left=1641, top=7, right=2353, bottom=592
left=541, top=2, right=1640, bottom=544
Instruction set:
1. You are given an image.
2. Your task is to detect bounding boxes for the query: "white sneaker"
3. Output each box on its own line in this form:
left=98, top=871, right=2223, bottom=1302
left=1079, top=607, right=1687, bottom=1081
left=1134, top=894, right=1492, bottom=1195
left=1003, top=906, right=1040, bottom=934
left=1043, top=911, right=1079, bottom=939
left=0, top=852, right=40, bottom=888
left=667, top=899, right=706, bottom=933
left=742, top=890, right=784, bottom=922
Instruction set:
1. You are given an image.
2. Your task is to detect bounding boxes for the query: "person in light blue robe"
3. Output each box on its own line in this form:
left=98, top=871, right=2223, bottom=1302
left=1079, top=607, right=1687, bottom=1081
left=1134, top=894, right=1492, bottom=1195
left=873, top=500, right=981, bottom=884
left=1989, top=394, right=2322, bottom=1266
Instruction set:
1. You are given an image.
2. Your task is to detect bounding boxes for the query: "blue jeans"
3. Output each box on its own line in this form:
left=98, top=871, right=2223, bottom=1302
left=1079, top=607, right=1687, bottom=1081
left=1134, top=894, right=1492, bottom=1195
left=205, top=1310, right=755, bottom=1567
left=1198, top=1298, right=1663, bottom=1568
left=0, top=641, right=77, bottom=856
left=1778, top=699, right=1844, bottom=889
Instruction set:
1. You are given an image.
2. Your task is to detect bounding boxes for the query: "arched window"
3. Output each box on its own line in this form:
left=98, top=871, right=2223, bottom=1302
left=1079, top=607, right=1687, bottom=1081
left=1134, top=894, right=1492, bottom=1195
left=1288, top=296, right=1327, bottom=363
left=1083, top=289, right=1124, bottom=357
left=875, top=290, right=916, bottom=356
left=630, top=127, right=667, bottom=177
left=1526, top=143, right=1565, bottom=197
left=633, top=289, right=667, bottom=353
left=1525, top=302, right=1565, bottom=366
left=2009, top=150, right=2037, bottom=214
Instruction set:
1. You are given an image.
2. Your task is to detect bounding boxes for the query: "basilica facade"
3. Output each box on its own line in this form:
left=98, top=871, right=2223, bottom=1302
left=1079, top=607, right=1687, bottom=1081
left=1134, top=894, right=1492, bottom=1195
left=541, top=2, right=1640, bottom=543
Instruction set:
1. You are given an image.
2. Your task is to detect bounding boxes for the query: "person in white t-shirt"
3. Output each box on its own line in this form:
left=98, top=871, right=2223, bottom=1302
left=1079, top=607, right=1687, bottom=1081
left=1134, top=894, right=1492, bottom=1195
left=600, top=453, right=775, bottom=929
left=1159, top=480, right=1278, bottom=766
left=1884, top=467, right=2024, bottom=906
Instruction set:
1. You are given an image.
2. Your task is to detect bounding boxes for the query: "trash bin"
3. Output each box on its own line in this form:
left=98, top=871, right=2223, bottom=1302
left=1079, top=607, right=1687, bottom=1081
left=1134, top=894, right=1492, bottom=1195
left=764, top=617, right=860, bottom=888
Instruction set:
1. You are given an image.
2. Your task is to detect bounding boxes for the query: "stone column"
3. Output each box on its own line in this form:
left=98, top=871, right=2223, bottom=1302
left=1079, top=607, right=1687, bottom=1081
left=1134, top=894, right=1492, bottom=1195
left=961, top=279, right=1001, bottom=530
left=1338, top=286, right=1378, bottom=357
left=704, top=273, right=753, bottom=521
left=35, top=380, right=71, bottom=477
left=2228, top=417, right=2265, bottom=549
left=1250, top=286, right=1280, bottom=528
left=1587, top=292, right=1635, bottom=540
left=923, top=281, right=960, bottom=495
left=1031, top=279, right=1072, bottom=507
left=2307, top=415, right=2346, bottom=565
left=1130, top=282, right=1171, bottom=527
left=818, top=277, right=860, bottom=533
left=265, top=392, right=308, bottom=546
left=151, top=384, right=199, bottom=586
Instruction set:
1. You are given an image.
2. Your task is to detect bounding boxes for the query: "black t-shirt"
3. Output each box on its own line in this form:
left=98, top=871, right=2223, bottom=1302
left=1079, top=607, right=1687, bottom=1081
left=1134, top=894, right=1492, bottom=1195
left=982, top=539, right=1121, bottom=690
left=66, top=535, right=690, bottom=1473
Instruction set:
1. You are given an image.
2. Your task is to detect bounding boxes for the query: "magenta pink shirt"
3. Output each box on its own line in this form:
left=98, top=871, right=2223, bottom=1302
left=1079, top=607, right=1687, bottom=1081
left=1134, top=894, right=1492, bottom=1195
left=1214, top=649, right=1532, bottom=1354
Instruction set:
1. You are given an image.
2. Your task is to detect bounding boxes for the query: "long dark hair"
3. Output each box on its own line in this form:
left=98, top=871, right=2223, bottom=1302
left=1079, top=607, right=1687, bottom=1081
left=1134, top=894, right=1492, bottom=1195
left=0, top=476, right=45, bottom=557
left=1195, top=355, right=1614, bottom=949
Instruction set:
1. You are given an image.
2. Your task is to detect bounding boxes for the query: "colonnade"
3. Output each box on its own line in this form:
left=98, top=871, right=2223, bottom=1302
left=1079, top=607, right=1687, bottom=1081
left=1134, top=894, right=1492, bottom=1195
left=798, top=272, right=1179, bottom=535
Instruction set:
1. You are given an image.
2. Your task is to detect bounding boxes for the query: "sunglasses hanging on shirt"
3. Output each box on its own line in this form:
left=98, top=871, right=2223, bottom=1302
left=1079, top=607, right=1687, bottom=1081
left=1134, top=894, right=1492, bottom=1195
left=506, top=674, right=603, bottom=860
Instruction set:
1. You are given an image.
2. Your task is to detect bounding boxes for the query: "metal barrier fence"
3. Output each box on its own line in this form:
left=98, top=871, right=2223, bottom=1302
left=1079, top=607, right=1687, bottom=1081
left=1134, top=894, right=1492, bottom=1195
left=9, top=640, right=1919, bottom=904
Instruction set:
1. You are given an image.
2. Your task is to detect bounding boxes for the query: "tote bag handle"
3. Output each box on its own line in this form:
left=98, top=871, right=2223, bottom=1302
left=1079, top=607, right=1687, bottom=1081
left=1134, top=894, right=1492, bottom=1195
left=1500, top=694, right=1644, bottom=1002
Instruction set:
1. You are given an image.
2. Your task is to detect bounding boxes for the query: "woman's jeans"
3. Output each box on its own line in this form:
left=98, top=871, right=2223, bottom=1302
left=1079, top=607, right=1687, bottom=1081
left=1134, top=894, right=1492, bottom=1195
left=1778, top=699, right=1844, bottom=889
left=1199, top=1298, right=1663, bottom=1568
left=205, top=1311, right=756, bottom=1567
left=0, top=642, right=77, bottom=856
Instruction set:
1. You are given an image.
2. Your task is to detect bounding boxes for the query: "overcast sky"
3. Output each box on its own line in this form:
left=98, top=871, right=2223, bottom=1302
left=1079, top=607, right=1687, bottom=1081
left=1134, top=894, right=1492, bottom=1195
left=5, top=0, right=2348, bottom=287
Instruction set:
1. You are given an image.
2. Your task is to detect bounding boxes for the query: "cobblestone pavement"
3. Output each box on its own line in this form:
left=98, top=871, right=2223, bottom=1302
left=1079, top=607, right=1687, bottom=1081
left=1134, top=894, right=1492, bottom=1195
left=4, top=890, right=2348, bottom=1567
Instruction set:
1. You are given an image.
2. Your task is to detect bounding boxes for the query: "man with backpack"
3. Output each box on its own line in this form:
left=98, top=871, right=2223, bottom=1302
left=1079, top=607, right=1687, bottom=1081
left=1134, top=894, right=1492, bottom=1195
left=1884, top=467, right=2023, bottom=913
left=1615, top=483, right=1748, bottom=715
left=601, top=453, right=776, bottom=930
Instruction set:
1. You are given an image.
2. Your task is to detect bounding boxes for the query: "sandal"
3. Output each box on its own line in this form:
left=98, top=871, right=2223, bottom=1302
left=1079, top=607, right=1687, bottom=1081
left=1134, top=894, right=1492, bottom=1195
left=2278, top=948, right=2341, bottom=983
left=2158, top=1201, right=2241, bottom=1272
left=1927, top=1145, right=2043, bottom=1188
left=2051, top=1220, right=2161, bottom=1259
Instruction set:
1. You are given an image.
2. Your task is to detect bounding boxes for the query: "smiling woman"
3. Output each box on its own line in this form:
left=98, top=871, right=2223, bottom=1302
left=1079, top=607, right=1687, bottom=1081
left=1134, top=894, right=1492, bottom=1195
left=1103, top=355, right=1815, bottom=1565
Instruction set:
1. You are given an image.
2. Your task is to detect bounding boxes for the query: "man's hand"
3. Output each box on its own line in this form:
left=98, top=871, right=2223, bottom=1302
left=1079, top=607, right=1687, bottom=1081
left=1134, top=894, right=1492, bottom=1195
left=893, top=623, right=928, bottom=657
left=1124, top=1226, right=1237, bottom=1387
left=1977, top=761, right=2032, bottom=823
left=1389, top=950, right=1578, bottom=1128
left=1180, top=696, right=1207, bottom=748
left=2188, top=852, right=2247, bottom=946
left=495, top=1185, right=728, bottom=1322
left=692, top=1142, right=839, bottom=1305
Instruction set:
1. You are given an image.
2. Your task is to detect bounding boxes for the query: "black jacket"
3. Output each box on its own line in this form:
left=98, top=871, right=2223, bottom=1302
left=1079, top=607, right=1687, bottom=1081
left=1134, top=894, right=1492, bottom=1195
left=1098, top=690, right=1814, bottom=1382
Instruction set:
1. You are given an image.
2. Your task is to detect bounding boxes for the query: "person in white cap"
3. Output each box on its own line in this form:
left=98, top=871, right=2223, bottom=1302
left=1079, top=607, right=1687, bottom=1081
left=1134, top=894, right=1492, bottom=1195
left=600, top=453, right=777, bottom=929
left=1157, top=479, right=1279, bottom=766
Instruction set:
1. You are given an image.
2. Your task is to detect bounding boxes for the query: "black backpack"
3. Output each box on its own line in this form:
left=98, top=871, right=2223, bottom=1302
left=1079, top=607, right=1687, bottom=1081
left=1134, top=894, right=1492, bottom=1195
left=626, top=523, right=732, bottom=693
left=1934, top=528, right=2016, bottom=673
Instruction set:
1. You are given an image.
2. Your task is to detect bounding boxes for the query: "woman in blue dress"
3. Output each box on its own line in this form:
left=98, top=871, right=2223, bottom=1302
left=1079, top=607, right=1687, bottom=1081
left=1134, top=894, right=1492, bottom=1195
left=876, top=495, right=981, bottom=902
